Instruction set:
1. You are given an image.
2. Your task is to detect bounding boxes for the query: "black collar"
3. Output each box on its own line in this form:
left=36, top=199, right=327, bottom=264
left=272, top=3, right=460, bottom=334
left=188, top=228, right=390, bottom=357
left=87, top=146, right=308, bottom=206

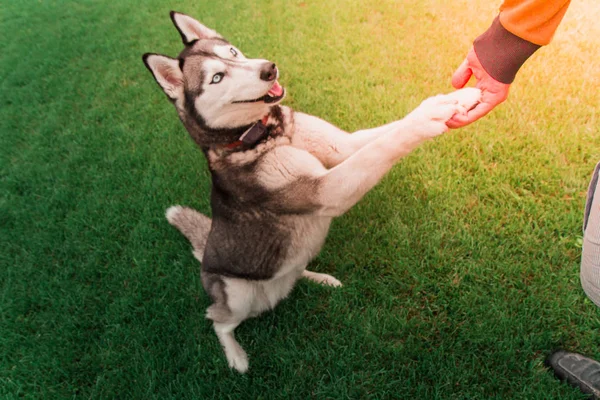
left=224, top=114, right=270, bottom=150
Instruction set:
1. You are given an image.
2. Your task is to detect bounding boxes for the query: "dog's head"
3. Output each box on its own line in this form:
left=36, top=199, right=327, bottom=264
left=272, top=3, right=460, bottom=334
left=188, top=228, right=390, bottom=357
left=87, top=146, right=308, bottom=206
left=143, top=12, right=285, bottom=147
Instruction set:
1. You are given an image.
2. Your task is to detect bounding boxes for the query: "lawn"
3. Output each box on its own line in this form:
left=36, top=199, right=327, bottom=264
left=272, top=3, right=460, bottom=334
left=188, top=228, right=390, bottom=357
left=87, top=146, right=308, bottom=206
left=1, top=0, right=600, bottom=398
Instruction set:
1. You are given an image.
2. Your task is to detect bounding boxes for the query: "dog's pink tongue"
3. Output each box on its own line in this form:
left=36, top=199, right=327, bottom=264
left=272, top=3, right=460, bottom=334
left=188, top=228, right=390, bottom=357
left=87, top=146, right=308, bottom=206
left=268, top=81, right=284, bottom=97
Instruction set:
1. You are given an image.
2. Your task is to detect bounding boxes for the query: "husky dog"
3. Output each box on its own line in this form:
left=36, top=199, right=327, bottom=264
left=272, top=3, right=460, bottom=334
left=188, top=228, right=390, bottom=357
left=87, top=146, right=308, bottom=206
left=142, top=11, right=480, bottom=373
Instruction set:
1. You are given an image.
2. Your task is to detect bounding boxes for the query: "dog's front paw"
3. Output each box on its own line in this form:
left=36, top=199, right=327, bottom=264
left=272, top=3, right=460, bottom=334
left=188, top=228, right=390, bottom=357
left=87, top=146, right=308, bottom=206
left=405, top=88, right=481, bottom=138
left=444, top=87, right=481, bottom=112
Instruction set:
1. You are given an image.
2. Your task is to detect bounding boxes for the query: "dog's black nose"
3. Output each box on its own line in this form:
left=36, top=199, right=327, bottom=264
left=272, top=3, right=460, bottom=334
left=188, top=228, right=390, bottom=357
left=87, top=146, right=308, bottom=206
left=260, top=63, right=277, bottom=81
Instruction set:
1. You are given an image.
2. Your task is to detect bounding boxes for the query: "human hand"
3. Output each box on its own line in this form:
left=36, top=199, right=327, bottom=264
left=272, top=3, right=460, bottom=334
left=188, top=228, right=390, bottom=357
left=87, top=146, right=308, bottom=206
left=447, top=48, right=510, bottom=129
left=404, top=88, right=481, bottom=139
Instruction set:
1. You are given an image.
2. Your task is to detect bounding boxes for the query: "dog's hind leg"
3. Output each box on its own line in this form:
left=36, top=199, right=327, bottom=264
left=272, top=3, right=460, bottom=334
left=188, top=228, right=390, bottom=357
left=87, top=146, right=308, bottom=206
left=165, top=205, right=211, bottom=260
left=203, top=275, right=263, bottom=373
left=212, top=319, right=248, bottom=373
left=302, top=270, right=342, bottom=287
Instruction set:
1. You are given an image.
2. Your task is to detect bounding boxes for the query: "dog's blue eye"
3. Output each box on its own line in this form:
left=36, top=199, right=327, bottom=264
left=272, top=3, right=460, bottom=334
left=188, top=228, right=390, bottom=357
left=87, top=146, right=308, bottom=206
left=230, top=48, right=238, bottom=57
left=211, top=73, right=224, bottom=84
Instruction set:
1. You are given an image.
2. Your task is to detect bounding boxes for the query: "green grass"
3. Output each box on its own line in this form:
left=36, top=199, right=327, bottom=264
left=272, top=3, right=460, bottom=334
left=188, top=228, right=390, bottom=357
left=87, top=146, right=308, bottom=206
left=2, top=0, right=600, bottom=398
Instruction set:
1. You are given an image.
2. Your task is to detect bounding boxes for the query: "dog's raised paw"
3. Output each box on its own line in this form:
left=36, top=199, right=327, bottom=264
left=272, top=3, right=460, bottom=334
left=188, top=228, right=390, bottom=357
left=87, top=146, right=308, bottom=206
left=444, top=87, right=481, bottom=114
left=406, top=88, right=482, bottom=138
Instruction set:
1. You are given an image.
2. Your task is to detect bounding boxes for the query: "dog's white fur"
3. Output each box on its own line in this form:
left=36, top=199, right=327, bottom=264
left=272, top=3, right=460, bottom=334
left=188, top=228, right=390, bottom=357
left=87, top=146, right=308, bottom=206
left=145, top=13, right=481, bottom=373
left=216, top=90, right=479, bottom=372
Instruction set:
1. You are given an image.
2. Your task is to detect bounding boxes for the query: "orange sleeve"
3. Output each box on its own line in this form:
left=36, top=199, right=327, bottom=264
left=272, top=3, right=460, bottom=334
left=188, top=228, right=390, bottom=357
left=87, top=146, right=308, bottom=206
left=499, top=0, right=571, bottom=45
left=473, top=0, right=571, bottom=83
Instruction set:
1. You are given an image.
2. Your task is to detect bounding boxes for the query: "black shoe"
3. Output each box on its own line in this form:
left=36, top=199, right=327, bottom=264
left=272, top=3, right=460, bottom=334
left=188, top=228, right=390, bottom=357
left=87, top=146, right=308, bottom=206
left=545, top=349, right=600, bottom=399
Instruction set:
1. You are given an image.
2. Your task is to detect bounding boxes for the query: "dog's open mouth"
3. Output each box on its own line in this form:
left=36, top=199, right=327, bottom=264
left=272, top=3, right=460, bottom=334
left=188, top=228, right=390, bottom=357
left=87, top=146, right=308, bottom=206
left=233, top=81, right=285, bottom=104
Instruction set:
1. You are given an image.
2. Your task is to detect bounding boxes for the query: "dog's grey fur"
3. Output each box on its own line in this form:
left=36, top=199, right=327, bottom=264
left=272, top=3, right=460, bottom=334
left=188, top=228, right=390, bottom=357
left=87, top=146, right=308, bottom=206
left=144, top=11, right=481, bottom=373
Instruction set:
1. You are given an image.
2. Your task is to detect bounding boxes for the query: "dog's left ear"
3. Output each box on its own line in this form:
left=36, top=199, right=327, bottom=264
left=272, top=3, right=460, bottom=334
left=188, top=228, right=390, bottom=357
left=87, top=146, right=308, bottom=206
left=170, top=11, right=222, bottom=44
left=142, top=53, right=184, bottom=101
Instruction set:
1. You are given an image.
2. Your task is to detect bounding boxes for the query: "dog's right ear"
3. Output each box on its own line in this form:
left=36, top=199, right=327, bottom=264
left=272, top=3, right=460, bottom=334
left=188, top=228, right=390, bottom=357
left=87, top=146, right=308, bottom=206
left=142, top=53, right=184, bottom=100
left=170, top=11, right=222, bottom=44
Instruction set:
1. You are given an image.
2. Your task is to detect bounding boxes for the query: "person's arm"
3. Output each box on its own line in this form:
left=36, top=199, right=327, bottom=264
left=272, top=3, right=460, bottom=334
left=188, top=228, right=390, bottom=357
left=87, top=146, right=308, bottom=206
left=448, top=0, right=571, bottom=128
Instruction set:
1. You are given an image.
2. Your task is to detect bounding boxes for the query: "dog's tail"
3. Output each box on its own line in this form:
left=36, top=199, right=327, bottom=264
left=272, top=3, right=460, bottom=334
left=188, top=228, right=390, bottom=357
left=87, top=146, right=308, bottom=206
left=166, top=205, right=212, bottom=261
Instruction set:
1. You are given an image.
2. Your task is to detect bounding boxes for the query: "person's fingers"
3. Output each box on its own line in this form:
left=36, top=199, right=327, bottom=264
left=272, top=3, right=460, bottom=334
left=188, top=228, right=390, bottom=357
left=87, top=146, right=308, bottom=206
left=451, top=58, right=472, bottom=89
left=447, top=101, right=495, bottom=129
left=446, top=113, right=469, bottom=129
left=464, top=101, right=495, bottom=122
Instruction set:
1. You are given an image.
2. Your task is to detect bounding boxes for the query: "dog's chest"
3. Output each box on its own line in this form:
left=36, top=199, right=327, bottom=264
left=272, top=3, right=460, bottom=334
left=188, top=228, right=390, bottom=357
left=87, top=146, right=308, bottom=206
left=273, top=215, right=332, bottom=279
